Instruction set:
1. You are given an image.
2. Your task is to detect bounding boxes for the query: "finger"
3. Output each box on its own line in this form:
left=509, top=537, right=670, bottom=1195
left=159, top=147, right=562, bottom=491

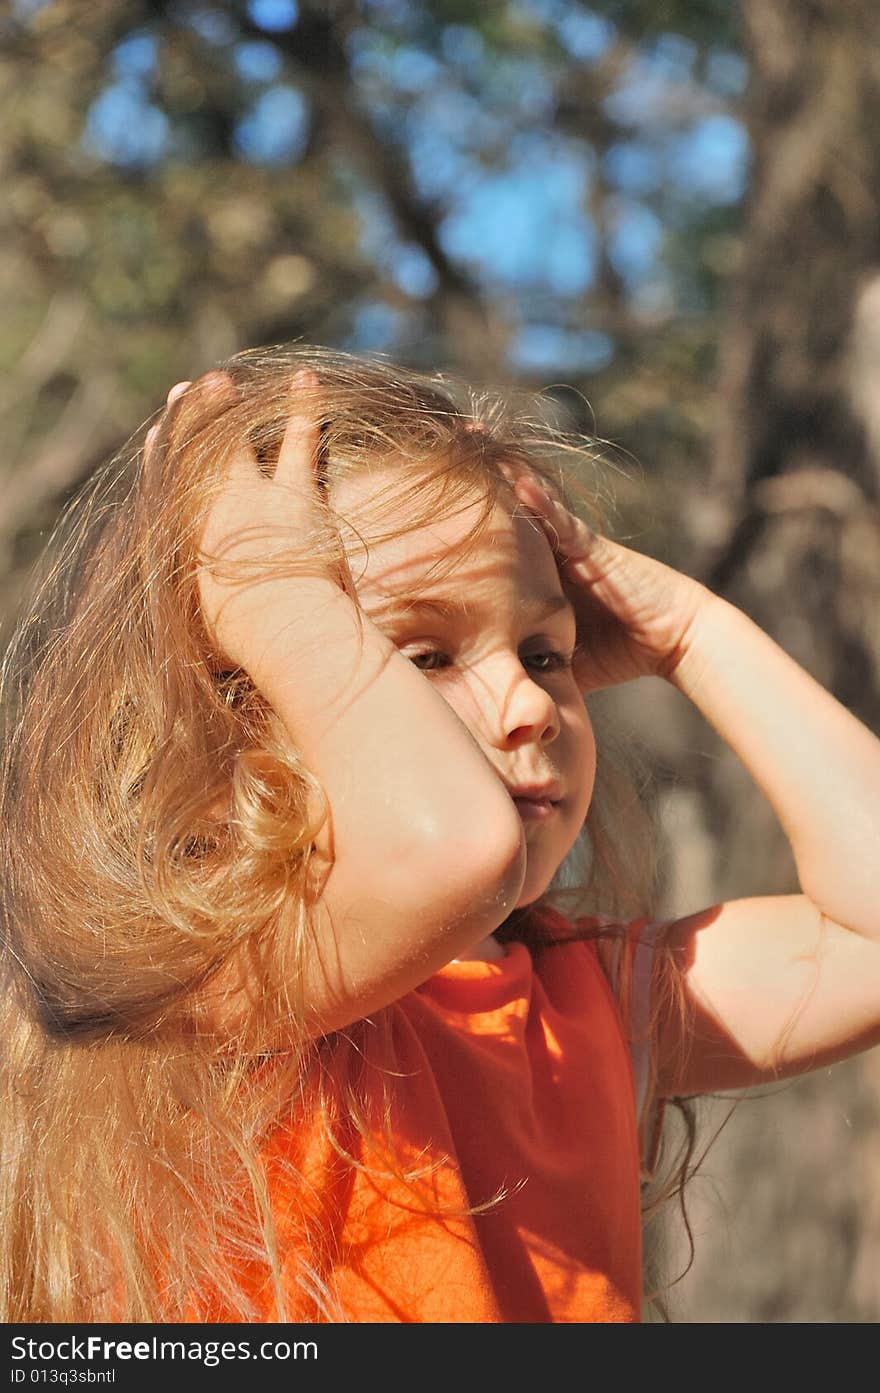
left=166, top=380, right=192, bottom=406
left=143, top=381, right=194, bottom=461
left=153, top=372, right=237, bottom=445
left=512, top=475, right=594, bottom=558
left=497, top=458, right=532, bottom=491
left=180, top=371, right=255, bottom=484
left=183, top=370, right=238, bottom=416
left=275, top=369, right=321, bottom=487
left=511, top=475, right=564, bottom=550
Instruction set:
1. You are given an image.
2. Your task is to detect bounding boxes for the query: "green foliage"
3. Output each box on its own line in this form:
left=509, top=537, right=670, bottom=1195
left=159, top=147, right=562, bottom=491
left=2, top=0, right=748, bottom=568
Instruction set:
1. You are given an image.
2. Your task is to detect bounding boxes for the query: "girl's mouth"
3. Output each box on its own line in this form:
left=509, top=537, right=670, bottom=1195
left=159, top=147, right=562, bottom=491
left=512, top=797, right=559, bottom=821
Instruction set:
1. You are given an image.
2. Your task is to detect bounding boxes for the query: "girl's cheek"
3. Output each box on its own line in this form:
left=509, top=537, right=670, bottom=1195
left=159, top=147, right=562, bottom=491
left=442, top=679, right=480, bottom=732
left=567, top=706, right=598, bottom=780
left=443, top=678, right=499, bottom=750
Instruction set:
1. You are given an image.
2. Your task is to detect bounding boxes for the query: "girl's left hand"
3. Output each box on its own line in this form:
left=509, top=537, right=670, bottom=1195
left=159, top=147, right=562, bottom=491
left=511, top=473, right=713, bottom=692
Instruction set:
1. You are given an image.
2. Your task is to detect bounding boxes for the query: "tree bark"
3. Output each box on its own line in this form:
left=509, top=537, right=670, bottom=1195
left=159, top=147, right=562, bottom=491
left=667, top=0, right=880, bottom=1322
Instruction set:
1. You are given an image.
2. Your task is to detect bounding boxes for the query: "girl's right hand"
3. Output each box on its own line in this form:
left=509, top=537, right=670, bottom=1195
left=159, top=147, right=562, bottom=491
left=509, top=472, right=713, bottom=692
left=148, top=369, right=332, bottom=674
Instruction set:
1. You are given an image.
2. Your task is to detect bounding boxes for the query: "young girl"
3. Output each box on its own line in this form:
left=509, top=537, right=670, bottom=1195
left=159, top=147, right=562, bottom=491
left=2, top=345, right=880, bottom=1324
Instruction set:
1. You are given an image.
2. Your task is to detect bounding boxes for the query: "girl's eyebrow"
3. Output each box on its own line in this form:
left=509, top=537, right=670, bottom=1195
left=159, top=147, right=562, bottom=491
left=369, top=592, right=574, bottom=623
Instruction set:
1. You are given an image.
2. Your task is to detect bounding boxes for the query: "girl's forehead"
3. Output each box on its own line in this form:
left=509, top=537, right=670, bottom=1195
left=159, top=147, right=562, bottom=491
left=337, top=486, right=561, bottom=605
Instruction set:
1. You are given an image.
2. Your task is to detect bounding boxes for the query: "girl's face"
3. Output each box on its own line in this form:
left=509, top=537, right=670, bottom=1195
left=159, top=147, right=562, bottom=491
left=334, top=469, right=596, bottom=908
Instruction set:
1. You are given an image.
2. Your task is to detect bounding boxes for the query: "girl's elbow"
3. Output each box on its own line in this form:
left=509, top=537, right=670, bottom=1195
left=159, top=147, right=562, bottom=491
left=456, top=801, right=526, bottom=913
left=404, top=794, right=527, bottom=925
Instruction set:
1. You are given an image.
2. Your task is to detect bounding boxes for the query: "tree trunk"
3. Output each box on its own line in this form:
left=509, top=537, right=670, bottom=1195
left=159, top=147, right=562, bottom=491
left=665, top=0, right=880, bottom=1322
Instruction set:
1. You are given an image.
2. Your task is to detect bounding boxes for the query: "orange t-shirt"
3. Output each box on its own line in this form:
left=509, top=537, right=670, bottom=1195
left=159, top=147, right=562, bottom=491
left=200, top=910, right=643, bottom=1323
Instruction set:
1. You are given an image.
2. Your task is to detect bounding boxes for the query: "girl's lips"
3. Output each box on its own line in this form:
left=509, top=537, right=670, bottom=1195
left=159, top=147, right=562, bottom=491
left=512, top=796, right=559, bottom=821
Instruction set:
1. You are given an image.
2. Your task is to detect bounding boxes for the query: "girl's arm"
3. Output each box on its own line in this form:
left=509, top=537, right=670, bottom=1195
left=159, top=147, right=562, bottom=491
left=659, top=597, right=880, bottom=1092
left=512, top=475, right=880, bottom=1094
left=169, top=376, right=526, bottom=1034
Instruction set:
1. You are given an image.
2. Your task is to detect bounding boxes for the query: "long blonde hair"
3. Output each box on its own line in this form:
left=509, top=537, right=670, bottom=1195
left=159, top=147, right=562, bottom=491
left=0, top=344, right=661, bottom=1321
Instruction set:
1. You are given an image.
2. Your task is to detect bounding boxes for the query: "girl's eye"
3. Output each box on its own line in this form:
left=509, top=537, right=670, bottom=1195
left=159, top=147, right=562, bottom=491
left=406, top=649, right=450, bottom=672
left=524, top=650, right=573, bottom=673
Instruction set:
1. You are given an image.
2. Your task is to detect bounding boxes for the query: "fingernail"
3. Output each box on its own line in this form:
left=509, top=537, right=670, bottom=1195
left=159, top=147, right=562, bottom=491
left=166, top=381, right=191, bottom=405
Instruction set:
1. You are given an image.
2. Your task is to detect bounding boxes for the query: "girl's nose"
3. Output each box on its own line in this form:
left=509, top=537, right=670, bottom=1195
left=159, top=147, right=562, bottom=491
left=478, top=657, right=561, bottom=749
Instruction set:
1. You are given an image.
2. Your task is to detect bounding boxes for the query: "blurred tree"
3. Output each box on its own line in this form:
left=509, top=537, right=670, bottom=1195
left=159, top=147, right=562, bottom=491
left=1, top=0, right=879, bottom=1321
left=0, top=0, right=748, bottom=601
left=656, top=0, right=880, bottom=1323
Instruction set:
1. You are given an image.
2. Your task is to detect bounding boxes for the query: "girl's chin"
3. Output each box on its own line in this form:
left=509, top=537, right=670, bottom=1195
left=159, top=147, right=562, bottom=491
left=515, top=838, right=582, bottom=911
left=514, top=868, right=557, bottom=910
